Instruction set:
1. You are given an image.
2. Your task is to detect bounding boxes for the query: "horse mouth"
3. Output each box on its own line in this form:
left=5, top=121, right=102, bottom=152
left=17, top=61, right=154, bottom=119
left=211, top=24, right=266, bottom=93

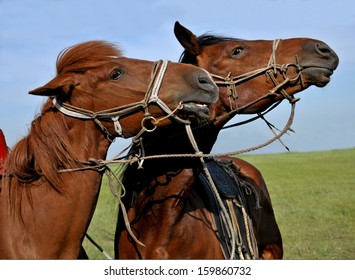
left=320, top=68, right=334, bottom=84
left=302, top=66, right=335, bottom=87
left=180, top=102, right=211, bottom=119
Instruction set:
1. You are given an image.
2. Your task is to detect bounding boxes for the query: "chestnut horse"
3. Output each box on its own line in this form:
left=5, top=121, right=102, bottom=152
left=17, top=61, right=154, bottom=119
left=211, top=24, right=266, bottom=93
left=115, top=23, right=339, bottom=259
left=0, top=40, right=218, bottom=259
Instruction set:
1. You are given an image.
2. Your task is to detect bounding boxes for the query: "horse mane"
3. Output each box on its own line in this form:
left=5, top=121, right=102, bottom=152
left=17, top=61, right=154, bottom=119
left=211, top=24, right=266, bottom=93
left=4, top=41, right=123, bottom=191
left=179, top=34, right=238, bottom=64
left=56, top=40, right=123, bottom=74
left=4, top=106, right=78, bottom=191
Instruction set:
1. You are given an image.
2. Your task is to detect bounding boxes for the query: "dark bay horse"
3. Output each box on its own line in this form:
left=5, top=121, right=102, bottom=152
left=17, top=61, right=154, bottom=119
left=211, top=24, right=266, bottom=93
left=0, top=40, right=218, bottom=259
left=115, top=23, right=339, bottom=259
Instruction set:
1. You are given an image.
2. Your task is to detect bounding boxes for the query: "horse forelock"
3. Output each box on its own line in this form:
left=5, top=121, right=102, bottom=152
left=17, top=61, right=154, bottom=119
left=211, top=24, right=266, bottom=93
left=197, top=34, right=238, bottom=45
left=56, top=40, right=123, bottom=74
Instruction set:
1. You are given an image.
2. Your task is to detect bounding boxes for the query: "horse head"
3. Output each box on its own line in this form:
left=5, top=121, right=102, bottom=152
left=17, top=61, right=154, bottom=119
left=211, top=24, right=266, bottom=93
left=175, top=22, right=339, bottom=123
left=28, top=40, right=218, bottom=139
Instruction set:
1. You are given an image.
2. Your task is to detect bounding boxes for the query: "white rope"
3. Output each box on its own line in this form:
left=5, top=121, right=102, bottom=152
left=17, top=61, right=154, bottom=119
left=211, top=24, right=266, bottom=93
left=104, top=164, right=145, bottom=248
left=53, top=98, right=93, bottom=119
left=185, top=124, right=236, bottom=259
left=148, top=60, right=190, bottom=125
left=112, top=116, right=123, bottom=136
left=149, top=60, right=169, bottom=103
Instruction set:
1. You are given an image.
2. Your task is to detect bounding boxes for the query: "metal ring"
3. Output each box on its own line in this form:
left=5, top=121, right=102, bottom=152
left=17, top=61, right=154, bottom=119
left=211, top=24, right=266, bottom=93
left=141, top=116, right=157, bottom=132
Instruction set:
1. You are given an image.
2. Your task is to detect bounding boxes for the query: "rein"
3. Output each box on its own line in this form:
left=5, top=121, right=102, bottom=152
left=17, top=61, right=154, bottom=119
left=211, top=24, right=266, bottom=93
left=52, top=60, right=190, bottom=140
left=59, top=100, right=295, bottom=175
left=127, top=101, right=296, bottom=164
left=221, top=100, right=282, bottom=130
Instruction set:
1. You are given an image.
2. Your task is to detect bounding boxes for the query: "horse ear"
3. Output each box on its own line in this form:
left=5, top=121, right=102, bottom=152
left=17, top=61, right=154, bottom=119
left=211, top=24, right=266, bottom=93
left=29, top=74, right=79, bottom=97
left=174, top=21, right=201, bottom=56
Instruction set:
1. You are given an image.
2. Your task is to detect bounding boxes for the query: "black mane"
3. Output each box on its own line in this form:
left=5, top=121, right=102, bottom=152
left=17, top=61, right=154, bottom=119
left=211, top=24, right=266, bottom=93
left=179, top=34, right=238, bottom=64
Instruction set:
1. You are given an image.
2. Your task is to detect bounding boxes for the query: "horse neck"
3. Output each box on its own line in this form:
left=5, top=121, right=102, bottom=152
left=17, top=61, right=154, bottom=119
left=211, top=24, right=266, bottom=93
left=140, top=121, right=220, bottom=156
left=123, top=159, right=198, bottom=230
left=123, top=119, right=222, bottom=203
left=7, top=111, right=111, bottom=190
left=67, top=119, right=111, bottom=163
left=37, top=114, right=112, bottom=223
left=0, top=111, right=111, bottom=259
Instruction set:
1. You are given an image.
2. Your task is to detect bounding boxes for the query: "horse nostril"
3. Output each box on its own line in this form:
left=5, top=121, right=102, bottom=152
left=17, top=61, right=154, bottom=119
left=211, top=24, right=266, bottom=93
left=198, top=75, right=210, bottom=85
left=197, top=74, right=216, bottom=92
left=313, top=41, right=339, bottom=67
left=315, top=42, right=332, bottom=56
left=196, top=73, right=218, bottom=101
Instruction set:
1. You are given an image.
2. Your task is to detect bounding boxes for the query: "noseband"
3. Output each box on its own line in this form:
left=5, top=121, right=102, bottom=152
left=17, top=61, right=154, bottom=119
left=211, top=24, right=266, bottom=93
left=211, top=39, right=303, bottom=117
left=52, top=60, right=190, bottom=140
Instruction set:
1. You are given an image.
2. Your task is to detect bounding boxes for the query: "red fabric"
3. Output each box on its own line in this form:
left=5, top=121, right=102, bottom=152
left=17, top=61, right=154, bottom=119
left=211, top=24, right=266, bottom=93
left=0, top=129, right=8, bottom=175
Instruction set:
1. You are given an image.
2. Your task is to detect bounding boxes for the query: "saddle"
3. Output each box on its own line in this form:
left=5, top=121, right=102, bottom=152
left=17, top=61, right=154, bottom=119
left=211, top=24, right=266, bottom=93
left=0, top=129, right=9, bottom=175
left=198, top=157, right=259, bottom=259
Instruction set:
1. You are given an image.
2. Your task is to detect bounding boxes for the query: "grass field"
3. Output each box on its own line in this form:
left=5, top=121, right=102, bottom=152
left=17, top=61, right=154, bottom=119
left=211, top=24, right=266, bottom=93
left=83, top=148, right=355, bottom=259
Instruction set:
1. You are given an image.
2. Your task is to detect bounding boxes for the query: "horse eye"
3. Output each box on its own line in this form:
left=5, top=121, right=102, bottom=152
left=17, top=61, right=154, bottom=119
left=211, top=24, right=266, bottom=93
left=110, top=69, right=124, bottom=80
left=231, top=48, right=243, bottom=57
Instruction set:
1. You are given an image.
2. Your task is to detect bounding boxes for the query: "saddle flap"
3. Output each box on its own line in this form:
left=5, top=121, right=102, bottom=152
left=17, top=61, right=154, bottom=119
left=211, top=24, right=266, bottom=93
left=203, top=158, right=240, bottom=198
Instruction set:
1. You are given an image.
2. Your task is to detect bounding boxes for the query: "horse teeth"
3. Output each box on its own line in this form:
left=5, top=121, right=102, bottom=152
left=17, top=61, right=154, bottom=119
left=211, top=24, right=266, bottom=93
left=183, top=102, right=208, bottom=109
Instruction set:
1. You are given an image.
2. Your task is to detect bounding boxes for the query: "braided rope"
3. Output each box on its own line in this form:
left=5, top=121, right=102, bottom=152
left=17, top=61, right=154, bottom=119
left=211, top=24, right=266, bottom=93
left=56, top=101, right=296, bottom=176
left=240, top=204, right=257, bottom=259
left=103, top=163, right=145, bottom=248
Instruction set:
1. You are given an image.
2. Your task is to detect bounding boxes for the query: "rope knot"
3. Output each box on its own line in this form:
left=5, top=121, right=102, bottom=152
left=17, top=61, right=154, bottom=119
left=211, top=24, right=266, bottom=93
left=195, top=151, right=204, bottom=157
left=225, top=72, right=233, bottom=82
left=279, top=64, right=288, bottom=74
left=88, top=158, right=107, bottom=172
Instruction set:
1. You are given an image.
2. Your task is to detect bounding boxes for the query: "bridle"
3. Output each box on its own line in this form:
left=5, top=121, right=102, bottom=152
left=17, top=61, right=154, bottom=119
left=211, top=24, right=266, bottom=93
left=125, top=39, right=305, bottom=162
left=52, top=59, right=190, bottom=141
left=212, top=39, right=303, bottom=123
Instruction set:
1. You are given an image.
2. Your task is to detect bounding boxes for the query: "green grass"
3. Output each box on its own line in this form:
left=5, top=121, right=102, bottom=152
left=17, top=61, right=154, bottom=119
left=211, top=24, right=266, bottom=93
left=83, top=148, right=355, bottom=259
left=82, top=165, right=122, bottom=259
left=238, top=148, right=355, bottom=259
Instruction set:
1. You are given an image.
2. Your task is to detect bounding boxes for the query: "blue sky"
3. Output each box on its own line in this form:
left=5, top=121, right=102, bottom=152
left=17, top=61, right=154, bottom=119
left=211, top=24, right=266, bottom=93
left=1, top=0, right=354, bottom=157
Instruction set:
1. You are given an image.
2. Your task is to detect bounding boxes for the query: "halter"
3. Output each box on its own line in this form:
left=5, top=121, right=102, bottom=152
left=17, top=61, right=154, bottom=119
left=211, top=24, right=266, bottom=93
left=211, top=39, right=302, bottom=121
left=52, top=60, right=190, bottom=140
